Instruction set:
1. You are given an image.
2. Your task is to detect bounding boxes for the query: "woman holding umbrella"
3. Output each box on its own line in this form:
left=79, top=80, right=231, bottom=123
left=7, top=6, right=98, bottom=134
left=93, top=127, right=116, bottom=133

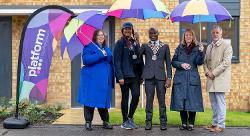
left=113, top=22, right=144, bottom=129
left=170, top=28, right=204, bottom=131
left=78, top=29, right=114, bottom=131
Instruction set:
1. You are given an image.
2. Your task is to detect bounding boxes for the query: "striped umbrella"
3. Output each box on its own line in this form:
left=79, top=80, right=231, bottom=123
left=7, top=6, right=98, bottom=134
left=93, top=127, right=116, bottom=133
left=170, top=0, right=232, bottom=41
left=170, top=0, right=232, bottom=23
left=107, top=0, right=169, bottom=19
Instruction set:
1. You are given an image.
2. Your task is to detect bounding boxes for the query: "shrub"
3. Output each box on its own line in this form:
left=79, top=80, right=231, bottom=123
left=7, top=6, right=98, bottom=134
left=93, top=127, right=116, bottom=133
left=0, top=97, right=11, bottom=120
left=0, top=98, right=64, bottom=124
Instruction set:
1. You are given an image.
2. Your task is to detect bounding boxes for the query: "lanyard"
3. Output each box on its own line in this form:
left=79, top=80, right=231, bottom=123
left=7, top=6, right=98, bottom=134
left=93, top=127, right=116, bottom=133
left=93, top=43, right=107, bottom=56
left=93, top=43, right=104, bottom=51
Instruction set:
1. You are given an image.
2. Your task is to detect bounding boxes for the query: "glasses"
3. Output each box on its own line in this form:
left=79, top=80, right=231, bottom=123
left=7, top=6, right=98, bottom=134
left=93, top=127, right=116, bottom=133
left=97, top=34, right=105, bottom=37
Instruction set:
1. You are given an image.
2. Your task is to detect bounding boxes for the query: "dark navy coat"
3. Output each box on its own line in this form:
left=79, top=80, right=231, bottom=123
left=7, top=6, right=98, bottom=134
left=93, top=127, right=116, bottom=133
left=113, top=37, right=144, bottom=82
left=77, top=43, right=114, bottom=108
left=170, top=44, right=204, bottom=112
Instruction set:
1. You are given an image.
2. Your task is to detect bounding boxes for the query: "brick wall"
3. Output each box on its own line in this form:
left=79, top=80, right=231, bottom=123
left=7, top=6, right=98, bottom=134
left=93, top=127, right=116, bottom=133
left=233, top=0, right=250, bottom=111
left=12, top=16, right=27, bottom=102
left=9, top=0, right=250, bottom=111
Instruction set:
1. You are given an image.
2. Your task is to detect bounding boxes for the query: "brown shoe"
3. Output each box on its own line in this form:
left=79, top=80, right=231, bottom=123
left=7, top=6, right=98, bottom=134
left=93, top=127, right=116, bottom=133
left=209, top=126, right=224, bottom=132
left=205, top=124, right=216, bottom=130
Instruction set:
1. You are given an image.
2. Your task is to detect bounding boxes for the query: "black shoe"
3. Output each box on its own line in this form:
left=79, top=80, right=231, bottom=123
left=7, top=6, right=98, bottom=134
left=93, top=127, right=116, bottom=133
left=103, top=121, right=113, bottom=129
left=187, top=124, right=194, bottom=131
left=160, top=122, right=167, bottom=130
left=85, top=121, right=93, bottom=131
left=145, top=121, right=152, bottom=130
left=179, top=124, right=187, bottom=130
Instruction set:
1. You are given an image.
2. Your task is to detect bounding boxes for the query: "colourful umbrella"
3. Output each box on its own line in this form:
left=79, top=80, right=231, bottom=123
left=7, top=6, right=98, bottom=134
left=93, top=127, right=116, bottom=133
left=60, top=11, right=108, bottom=60
left=170, top=0, right=232, bottom=41
left=76, top=12, right=108, bottom=46
left=60, top=18, right=83, bottom=60
left=170, top=0, right=232, bottom=23
left=107, top=0, right=169, bottom=19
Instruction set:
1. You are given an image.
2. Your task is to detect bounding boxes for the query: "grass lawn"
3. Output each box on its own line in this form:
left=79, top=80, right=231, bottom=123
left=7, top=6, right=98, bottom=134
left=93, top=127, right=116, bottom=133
left=109, top=108, right=250, bottom=127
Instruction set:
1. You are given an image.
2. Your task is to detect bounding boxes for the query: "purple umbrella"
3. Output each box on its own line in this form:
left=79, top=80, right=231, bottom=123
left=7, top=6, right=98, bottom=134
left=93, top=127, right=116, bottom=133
left=170, top=0, right=232, bottom=41
left=107, top=0, right=169, bottom=19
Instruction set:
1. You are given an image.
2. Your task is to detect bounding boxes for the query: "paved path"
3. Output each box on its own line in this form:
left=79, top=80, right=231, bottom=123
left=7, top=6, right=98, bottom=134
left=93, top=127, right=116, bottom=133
left=53, top=108, right=102, bottom=125
left=1, top=125, right=250, bottom=136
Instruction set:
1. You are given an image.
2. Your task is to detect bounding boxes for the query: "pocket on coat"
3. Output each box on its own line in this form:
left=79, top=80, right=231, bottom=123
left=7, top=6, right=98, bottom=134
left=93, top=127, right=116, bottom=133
left=189, top=72, right=200, bottom=86
left=173, top=73, right=183, bottom=85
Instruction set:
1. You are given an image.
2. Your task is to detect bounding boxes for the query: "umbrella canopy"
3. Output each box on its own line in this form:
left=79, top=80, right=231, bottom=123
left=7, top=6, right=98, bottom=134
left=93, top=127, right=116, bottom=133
left=60, top=10, right=108, bottom=60
left=107, top=0, right=169, bottom=19
left=76, top=12, right=108, bottom=46
left=60, top=18, right=83, bottom=59
left=170, top=0, right=232, bottom=23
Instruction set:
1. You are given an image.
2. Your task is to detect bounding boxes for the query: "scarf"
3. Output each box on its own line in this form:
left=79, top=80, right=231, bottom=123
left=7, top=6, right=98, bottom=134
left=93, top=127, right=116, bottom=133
left=183, top=43, right=195, bottom=55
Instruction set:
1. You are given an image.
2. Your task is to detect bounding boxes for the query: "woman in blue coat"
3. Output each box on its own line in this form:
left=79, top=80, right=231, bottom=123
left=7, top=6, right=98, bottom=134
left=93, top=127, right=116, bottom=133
left=170, top=29, right=204, bottom=131
left=78, top=29, right=114, bottom=131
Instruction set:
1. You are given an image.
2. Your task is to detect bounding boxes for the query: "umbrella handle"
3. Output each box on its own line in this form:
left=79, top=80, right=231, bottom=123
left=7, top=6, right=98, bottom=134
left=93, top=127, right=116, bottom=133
left=199, top=22, right=201, bottom=43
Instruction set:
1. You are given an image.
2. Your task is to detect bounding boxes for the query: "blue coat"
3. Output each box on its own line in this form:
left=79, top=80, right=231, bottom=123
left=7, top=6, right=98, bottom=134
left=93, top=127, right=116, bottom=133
left=77, top=43, right=114, bottom=108
left=170, top=44, right=204, bottom=112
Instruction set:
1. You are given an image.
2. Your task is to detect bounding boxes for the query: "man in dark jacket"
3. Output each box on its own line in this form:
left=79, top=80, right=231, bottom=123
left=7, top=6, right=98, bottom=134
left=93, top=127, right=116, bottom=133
left=140, top=27, right=172, bottom=130
left=113, top=22, right=144, bottom=130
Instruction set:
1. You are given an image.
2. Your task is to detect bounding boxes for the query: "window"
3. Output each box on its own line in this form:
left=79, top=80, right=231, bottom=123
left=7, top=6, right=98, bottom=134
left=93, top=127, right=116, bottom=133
left=217, top=17, right=239, bottom=62
left=180, top=16, right=240, bottom=63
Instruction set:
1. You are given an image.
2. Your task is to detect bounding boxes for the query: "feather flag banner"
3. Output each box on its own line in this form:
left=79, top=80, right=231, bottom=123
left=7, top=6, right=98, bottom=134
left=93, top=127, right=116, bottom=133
left=18, top=6, right=73, bottom=102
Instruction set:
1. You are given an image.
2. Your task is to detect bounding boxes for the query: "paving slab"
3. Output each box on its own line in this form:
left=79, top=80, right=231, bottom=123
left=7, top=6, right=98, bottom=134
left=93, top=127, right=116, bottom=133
left=53, top=108, right=102, bottom=125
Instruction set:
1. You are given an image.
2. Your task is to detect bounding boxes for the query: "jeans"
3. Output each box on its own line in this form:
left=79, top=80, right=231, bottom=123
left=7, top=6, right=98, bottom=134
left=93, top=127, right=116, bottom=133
left=209, top=92, right=226, bottom=128
left=120, top=80, right=140, bottom=122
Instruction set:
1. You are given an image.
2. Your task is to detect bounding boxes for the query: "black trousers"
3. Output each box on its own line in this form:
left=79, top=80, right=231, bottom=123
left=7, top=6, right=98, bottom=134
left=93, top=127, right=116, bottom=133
left=179, top=100, right=196, bottom=125
left=145, top=78, right=167, bottom=123
left=180, top=111, right=196, bottom=125
left=120, top=80, right=140, bottom=122
left=84, top=106, right=109, bottom=122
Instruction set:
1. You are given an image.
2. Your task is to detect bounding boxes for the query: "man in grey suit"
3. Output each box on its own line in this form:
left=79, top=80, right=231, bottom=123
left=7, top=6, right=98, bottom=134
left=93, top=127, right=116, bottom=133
left=140, top=27, right=172, bottom=130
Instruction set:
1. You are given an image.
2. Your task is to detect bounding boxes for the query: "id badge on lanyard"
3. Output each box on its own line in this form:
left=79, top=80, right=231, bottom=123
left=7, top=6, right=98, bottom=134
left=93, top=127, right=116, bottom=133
left=129, top=43, right=137, bottom=60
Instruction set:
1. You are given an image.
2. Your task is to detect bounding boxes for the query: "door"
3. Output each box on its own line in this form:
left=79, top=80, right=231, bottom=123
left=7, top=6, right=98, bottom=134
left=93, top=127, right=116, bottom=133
left=0, top=17, right=12, bottom=100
